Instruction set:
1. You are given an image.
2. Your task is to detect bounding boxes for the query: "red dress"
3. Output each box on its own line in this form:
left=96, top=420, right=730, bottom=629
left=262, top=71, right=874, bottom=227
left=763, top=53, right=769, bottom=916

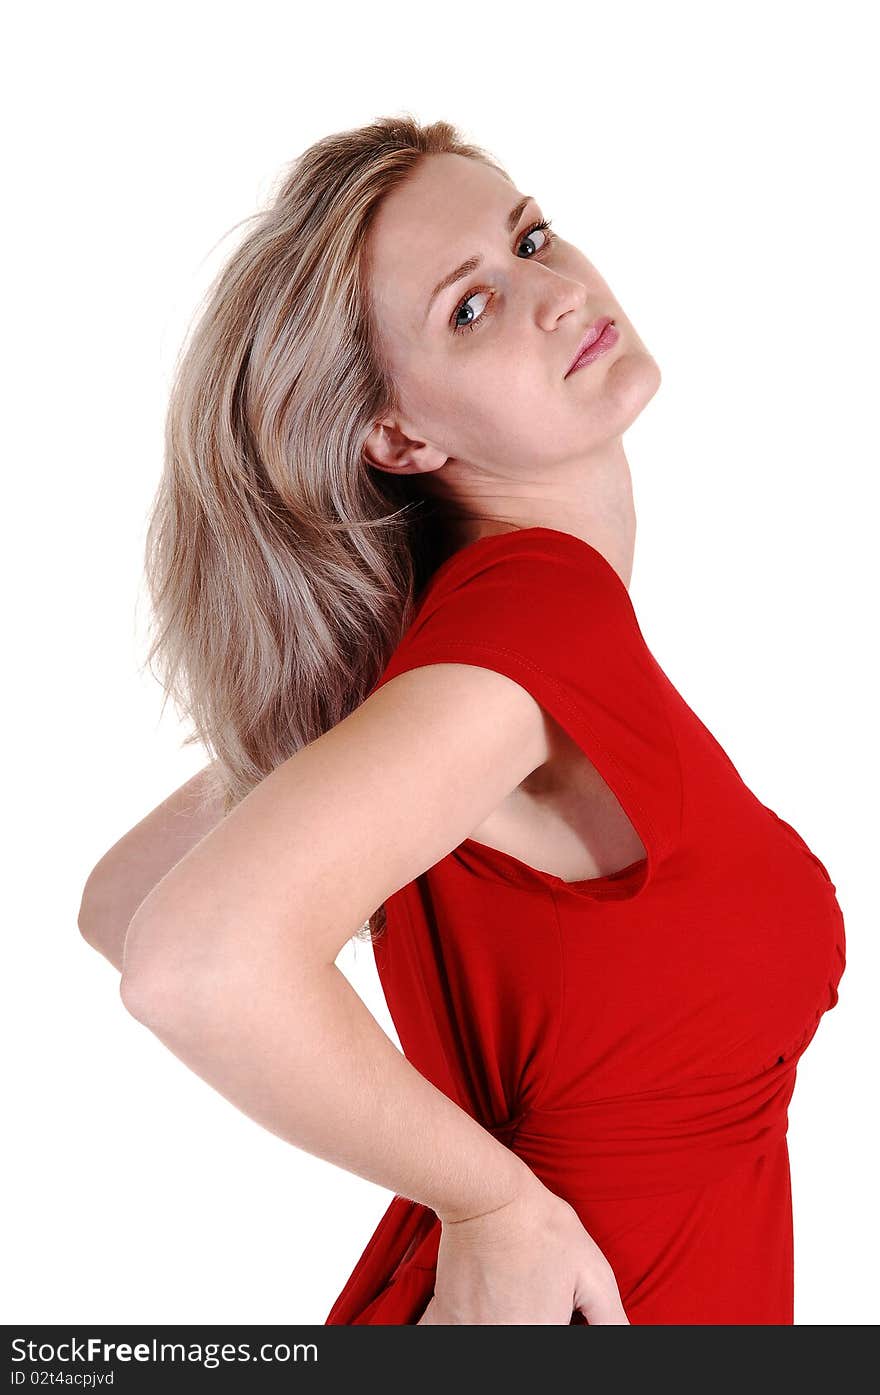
left=324, top=527, right=846, bottom=1325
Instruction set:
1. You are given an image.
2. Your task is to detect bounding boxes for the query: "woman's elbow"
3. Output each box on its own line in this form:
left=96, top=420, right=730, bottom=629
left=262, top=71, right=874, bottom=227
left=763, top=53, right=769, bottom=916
left=118, top=903, right=228, bottom=1028
left=118, top=906, right=186, bottom=1023
left=77, top=871, right=106, bottom=945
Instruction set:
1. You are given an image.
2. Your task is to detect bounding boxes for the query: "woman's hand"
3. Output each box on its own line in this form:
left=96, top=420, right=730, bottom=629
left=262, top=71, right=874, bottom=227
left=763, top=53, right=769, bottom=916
left=417, top=1173, right=629, bottom=1325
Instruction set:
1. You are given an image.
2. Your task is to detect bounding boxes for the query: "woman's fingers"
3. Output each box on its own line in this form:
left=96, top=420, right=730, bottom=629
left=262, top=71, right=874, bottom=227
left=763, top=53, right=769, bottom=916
left=412, top=1181, right=632, bottom=1325
left=573, top=1265, right=630, bottom=1325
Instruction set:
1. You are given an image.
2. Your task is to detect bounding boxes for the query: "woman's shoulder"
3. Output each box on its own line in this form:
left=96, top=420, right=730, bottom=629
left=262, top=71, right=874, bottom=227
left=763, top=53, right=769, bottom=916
left=375, top=525, right=643, bottom=701
left=420, top=525, right=631, bottom=608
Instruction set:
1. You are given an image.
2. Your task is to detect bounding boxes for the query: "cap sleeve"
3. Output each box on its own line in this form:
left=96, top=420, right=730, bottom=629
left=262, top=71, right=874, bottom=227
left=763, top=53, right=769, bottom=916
left=372, top=527, right=683, bottom=890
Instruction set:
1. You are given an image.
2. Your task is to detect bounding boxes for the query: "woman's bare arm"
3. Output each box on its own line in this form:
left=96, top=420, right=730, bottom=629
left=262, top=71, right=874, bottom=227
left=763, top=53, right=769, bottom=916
left=118, top=663, right=558, bottom=1225
left=78, top=762, right=227, bottom=973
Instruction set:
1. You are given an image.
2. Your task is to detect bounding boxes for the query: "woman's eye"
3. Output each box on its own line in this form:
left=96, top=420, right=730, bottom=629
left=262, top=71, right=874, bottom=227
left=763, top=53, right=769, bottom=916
left=452, top=289, right=491, bottom=335
left=451, top=218, right=556, bottom=335
left=516, top=221, right=554, bottom=258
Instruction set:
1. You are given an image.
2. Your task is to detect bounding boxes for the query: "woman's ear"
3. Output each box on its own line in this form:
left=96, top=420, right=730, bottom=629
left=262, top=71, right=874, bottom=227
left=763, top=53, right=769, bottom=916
left=362, top=419, right=449, bottom=477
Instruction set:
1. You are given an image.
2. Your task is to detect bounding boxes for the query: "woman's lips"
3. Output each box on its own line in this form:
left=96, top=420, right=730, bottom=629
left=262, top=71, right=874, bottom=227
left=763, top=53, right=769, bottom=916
left=565, top=317, right=619, bottom=377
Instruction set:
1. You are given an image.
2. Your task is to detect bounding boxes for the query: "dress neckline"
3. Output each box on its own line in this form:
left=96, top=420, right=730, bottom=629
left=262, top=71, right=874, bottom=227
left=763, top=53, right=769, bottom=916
left=423, top=525, right=636, bottom=618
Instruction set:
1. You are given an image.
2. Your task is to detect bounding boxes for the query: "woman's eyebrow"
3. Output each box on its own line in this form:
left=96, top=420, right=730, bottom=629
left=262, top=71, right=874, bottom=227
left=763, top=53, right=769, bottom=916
left=422, top=194, right=534, bottom=323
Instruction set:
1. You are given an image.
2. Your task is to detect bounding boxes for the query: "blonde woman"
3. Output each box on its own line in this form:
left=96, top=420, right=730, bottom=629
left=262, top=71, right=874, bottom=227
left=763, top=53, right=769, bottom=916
left=78, top=114, right=846, bottom=1325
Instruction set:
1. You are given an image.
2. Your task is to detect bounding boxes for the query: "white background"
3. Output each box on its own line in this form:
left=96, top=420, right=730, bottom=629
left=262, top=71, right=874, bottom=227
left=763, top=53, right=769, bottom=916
left=4, top=0, right=876, bottom=1326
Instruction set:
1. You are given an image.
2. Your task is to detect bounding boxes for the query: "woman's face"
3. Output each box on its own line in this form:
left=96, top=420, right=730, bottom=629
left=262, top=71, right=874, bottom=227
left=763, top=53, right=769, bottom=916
left=363, top=152, right=660, bottom=506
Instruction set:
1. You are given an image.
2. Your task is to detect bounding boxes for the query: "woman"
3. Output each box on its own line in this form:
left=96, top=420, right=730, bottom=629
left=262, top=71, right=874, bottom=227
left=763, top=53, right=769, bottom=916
left=78, top=114, right=846, bottom=1324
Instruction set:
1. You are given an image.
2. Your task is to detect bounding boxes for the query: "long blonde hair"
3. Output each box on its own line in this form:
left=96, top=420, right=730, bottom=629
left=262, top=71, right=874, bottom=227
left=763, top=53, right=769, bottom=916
left=141, top=113, right=513, bottom=941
